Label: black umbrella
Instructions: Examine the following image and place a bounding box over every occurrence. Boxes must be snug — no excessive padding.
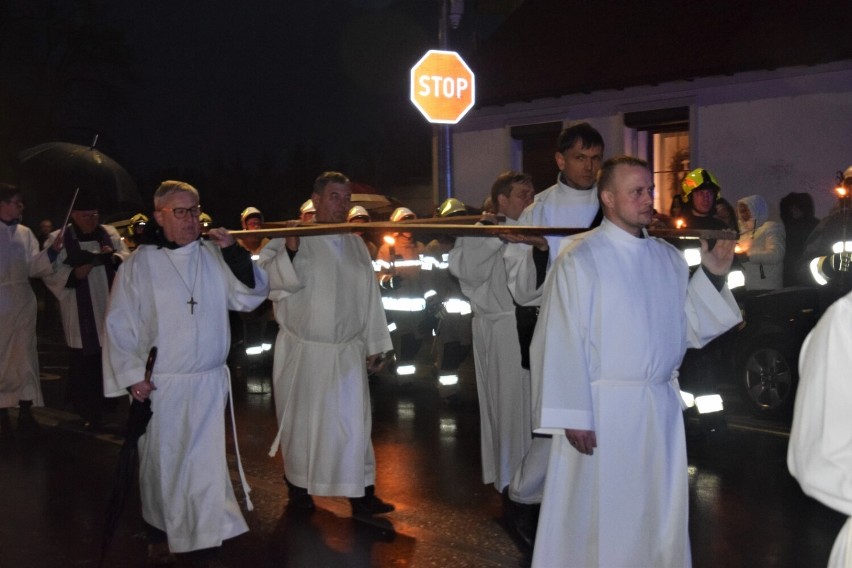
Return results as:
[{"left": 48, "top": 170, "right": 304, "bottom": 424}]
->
[
  {"left": 18, "top": 139, "right": 142, "bottom": 223},
  {"left": 98, "top": 346, "right": 158, "bottom": 567}
]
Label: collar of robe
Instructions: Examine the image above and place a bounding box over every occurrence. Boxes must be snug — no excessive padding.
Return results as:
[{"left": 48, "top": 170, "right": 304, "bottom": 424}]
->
[
  {"left": 601, "top": 217, "right": 649, "bottom": 243},
  {"left": 559, "top": 173, "right": 595, "bottom": 192},
  {"left": 155, "top": 236, "right": 201, "bottom": 250},
  {"left": 0, "top": 217, "right": 19, "bottom": 226}
]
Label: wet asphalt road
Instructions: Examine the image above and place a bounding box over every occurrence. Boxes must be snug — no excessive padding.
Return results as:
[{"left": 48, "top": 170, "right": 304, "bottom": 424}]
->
[{"left": 0, "top": 320, "right": 846, "bottom": 567}]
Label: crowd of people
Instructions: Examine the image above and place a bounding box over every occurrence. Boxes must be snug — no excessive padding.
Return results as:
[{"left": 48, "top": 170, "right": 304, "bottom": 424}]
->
[{"left": 3, "top": 122, "right": 852, "bottom": 566}]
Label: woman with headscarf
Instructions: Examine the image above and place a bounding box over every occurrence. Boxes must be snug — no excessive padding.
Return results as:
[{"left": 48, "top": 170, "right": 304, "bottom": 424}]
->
[{"left": 736, "top": 194, "right": 786, "bottom": 290}]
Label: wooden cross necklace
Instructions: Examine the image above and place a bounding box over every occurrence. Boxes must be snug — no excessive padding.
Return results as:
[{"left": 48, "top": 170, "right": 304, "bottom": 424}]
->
[{"left": 163, "top": 244, "right": 201, "bottom": 315}]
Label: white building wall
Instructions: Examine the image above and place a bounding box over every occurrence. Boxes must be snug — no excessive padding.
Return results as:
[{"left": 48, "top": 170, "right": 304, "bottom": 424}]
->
[
  {"left": 452, "top": 128, "right": 513, "bottom": 208},
  {"left": 697, "top": 94, "right": 852, "bottom": 218},
  {"left": 453, "top": 61, "right": 852, "bottom": 218}
]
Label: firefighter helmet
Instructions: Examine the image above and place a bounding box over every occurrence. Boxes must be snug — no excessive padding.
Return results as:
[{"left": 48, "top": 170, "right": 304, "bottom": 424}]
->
[
  {"left": 347, "top": 205, "right": 370, "bottom": 222},
  {"left": 128, "top": 213, "right": 148, "bottom": 237},
  {"left": 240, "top": 206, "right": 263, "bottom": 226},
  {"left": 436, "top": 197, "right": 467, "bottom": 217},
  {"left": 390, "top": 207, "right": 416, "bottom": 223},
  {"left": 682, "top": 168, "right": 721, "bottom": 202}
]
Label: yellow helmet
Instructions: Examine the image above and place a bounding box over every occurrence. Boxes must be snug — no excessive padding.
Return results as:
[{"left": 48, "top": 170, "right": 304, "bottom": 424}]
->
[
  {"left": 128, "top": 213, "right": 148, "bottom": 237},
  {"left": 682, "top": 168, "right": 721, "bottom": 202},
  {"left": 199, "top": 212, "right": 213, "bottom": 227},
  {"left": 390, "top": 207, "right": 416, "bottom": 223},
  {"left": 436, "top": 197, "right": 467, "bottom": 217},
  {"left": 300, "top": 199, "right": 316, "bottom": 215}
]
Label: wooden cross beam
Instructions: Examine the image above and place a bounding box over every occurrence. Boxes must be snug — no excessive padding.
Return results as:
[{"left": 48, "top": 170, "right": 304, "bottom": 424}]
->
[{"left": 229, "top": 221, "right": 737, "bottom": 241}]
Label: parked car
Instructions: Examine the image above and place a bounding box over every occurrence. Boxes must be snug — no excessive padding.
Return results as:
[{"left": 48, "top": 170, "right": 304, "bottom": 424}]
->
[
  {"left": 725, "top": 286, "right": 822, "bottom": 419},
  {"left": 724, "top": 184, "right": 852, "bottom": 419},
  {"left": 673, "top": 188, "right": 852, "bottom": 424}
]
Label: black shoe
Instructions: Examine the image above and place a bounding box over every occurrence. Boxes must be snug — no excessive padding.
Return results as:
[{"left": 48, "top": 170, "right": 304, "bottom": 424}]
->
[
  {"left": 179, "top": 546, "right": 225, "bottom": 567},
  {"left": 0, "top": 409, "right": 12, "bottom": 432},
  {"left": 146, "top": 541, "right": 176, "bottom": 565},
  {"left": 284, "top": 478, "right": 315, "bottom": 511},
  {"left": 350, "top": 486, "right": 395, "bottom": 516},
  {"left": 501, "top": 487, "right": 513, "bottom": 518},
  {"left": 512, "top": 501, "right": 540, "bottom": 549}
]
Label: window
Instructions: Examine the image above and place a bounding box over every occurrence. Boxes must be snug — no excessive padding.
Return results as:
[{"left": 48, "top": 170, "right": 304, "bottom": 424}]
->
[
  {"left": 624, "top": 108, "right": 690, "bottom": 217},
  {"left": 510, "top": 122, "right": 563, "bottom": 194}
]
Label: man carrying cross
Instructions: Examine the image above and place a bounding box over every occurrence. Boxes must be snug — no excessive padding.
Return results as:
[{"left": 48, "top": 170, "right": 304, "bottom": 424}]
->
[{"left": 102, "top": 180, "right": 269, "bottom": 564}]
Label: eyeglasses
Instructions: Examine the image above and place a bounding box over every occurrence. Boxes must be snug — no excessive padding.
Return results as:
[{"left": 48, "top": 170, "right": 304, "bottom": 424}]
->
[{"left": 160, "top": 205, "right": 202, "bottom": 219}]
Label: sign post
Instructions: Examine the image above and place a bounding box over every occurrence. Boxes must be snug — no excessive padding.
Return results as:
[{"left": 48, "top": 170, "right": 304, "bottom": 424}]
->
[{"left": 410, "top": 49, "right": 475, "bottom": 203}]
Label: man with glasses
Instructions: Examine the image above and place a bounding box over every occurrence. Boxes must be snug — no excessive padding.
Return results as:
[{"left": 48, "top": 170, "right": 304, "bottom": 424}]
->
[
  {"left": 102, "top": 180, "right": 269, "bottom": 564},
  {"left": 43, "top": 193, "right": 130, "bottom": 431}
]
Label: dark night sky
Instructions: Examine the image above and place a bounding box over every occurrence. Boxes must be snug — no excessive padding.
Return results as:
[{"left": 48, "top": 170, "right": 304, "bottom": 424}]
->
[
  {"left": 1, "top": 0, "right": 509, "bottom": 222},
  {"left": 106, "top": 1, "right": 456, "bottom": 185}
]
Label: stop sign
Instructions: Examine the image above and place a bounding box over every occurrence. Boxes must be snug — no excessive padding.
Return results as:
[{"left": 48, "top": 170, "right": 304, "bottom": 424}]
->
[{"left": 410, "top": 50, "right": 475, "bottom": 125}]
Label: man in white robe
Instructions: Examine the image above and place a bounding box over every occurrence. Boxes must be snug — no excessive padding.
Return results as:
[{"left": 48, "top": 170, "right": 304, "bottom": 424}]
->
[
  {"left": 449, "top": 172, "right": 549, "bottom": 546},
  {"left": 259, "top": 171, "right": 394, "bottom": 516},
  {"left": 501, "top": 124, "right": 606, "bottom": 546},
  {"left": 531, "top": 157, "right": 741, "bottom": 567},
  {"left": 788, "top": 288, "right": 852, "bottom": 567},
  {"left": 43, "top": 195, "right": 130, "bottom": 429},
  {"left": 503, "top": 122, "right": 605, "bottom": 307},
  {"left": 0, "top": 184, "right": 57, "bottom": 435},
  {"left": 103, "top": 181, "right": 268, "bottom": 562}
]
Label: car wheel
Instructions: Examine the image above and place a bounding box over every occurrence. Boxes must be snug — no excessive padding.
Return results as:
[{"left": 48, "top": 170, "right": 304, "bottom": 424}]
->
[{"left": 737, "top": 335, "right": 798, "bottom": 419}]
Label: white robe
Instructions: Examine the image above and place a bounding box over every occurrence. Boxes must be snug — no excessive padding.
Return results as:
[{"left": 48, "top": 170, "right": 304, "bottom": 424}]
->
[
  {"left": 103, "top": 241, "right": 268, "bottom": 553},
  {"left": 503, "top": 176, "right": 600, "bottom": 307},
  {"left": 259, "top": 235, "right": 392, "bottom": 497},
  {"left": 531, "top": 219, "right": 741, "bottom": 568},
  {"left": 43, "top": 225, "right": 130, "bottom": 348},
  {"left": 788, "top": 290, "right": 852, "bottom": 567},
  {"left": 449, "top": 229, "right": 531, "bottom": 491},
  {"left": 0, "top": 223, "right": 53, "bottom": 407}
]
